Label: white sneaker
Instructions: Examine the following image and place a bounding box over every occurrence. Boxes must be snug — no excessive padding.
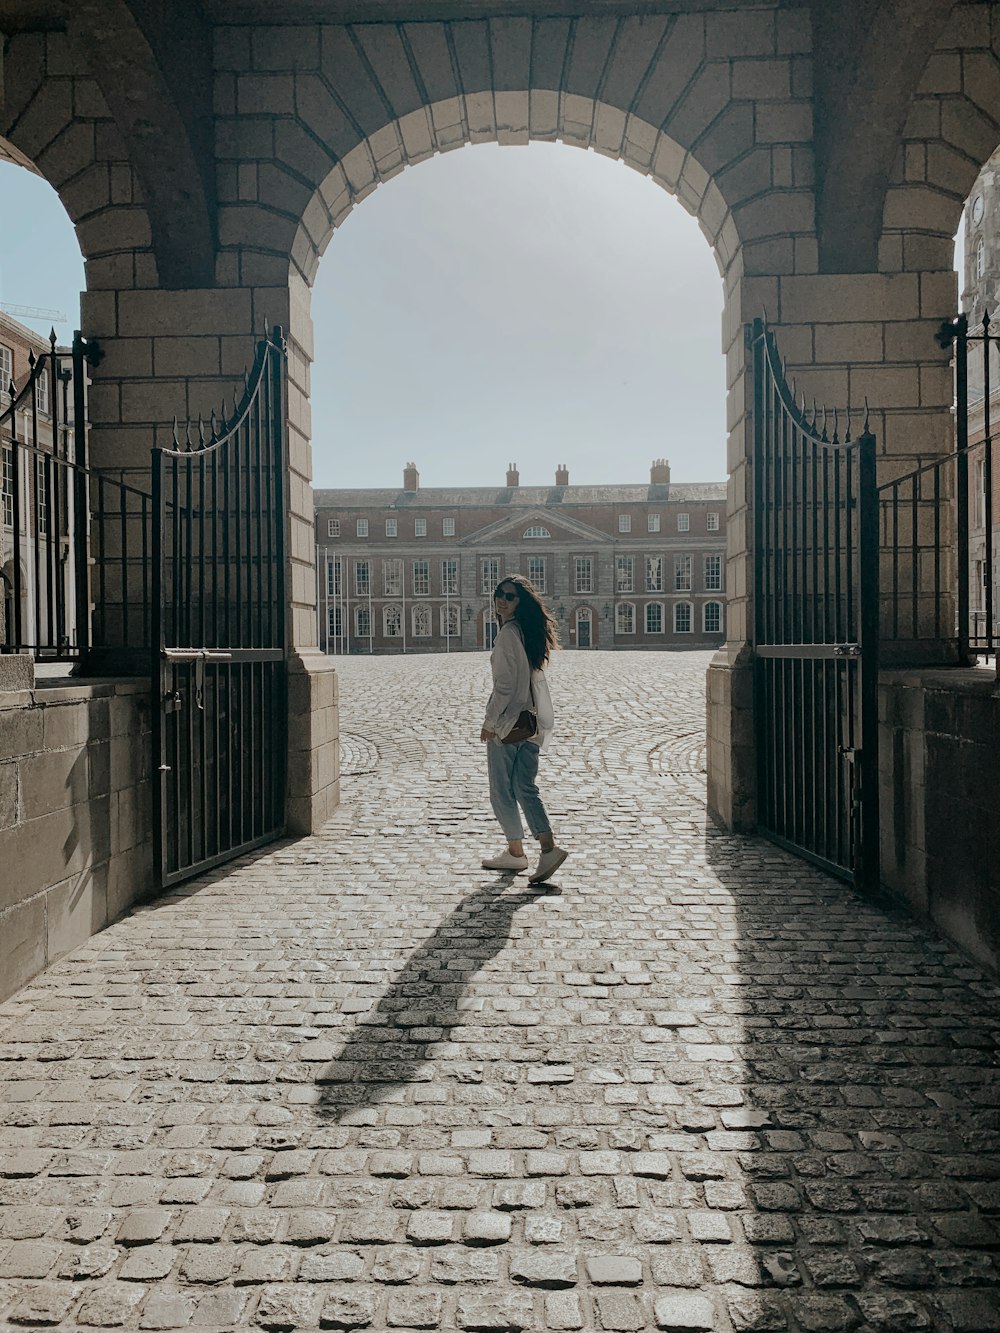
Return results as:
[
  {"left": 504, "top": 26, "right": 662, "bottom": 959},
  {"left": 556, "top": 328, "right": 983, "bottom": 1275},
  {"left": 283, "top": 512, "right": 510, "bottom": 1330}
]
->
[
  {"left": 481, "top": 851, "right": 529, "bottom": 872},
  {"left": 529, "top": 846, "right": 569, "bottom": 884}
]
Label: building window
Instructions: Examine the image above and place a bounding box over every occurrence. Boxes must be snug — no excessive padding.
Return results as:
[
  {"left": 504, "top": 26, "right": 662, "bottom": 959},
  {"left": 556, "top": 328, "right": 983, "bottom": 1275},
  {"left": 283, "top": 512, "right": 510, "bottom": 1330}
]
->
[
  {"left": 674, "top": 601, "right": 693, "bottom": 633},
  {"left": 355, "top": 560, "right": 370, "bottom": 596},
  {"left": 384, "top": 558, "right": 402, "bottom": 596},
  {"left": 386, "top": 517, "right": 397, "bottom": 537},
  {"left": 646, "top": 602, "right": 663, "bottom": 634},
  {"left": 704, "top": 554, "right": 722, "bottom": 591},
  {"left": 618, "top": 514, "right": 631, "bottom": 533},
  {"left": 977, "top": 237, "right": 986, "bottom": 278},
  {"left": 677, "top": 512, "right": 690, "bottom": 532},
  {"left": 35, "top": 369, "right": 48, "bottom": 416},
  {"left": 646, "top": 556, "right": 663, "bottom": 592},
  {"left": 481, "top": 557, "right": 501, "bottom": 594},
  {"left": 648, "top": 513, "right": 660, "bottom": 532},
  {"left": 356, "top": 518, "right": 368, "bottom": 537},
  {"left": 443, "top": 517, "right": 455, "bottom": 537},
  {"left": 2, "top": 445, "right": 12, "bottom": 527},
  {"left": 616, "top": 556, "right": 634, "bottom": 593},
  {"left": 414, "top": 517, "right": 427, "bottom": 537},
  {"left": 36, "top": 457, "right": 48, "bottom": 536},
  {"left": 523, "top": 526, "right": 550, "bottom": 538},
  {"left": 412, "top": 559, "right": 430, "bottom": 595},
  {"left": 704, "top": 601, "right": 723, "bottom": 634},
  {"left": 616, "top": 602, "right": 634, "bottom": 634},
  {"left": 327, "top": 559, "right": 342, "bottom": 596},
  {"left": 412, "top": 605, "right": 431, "bottom": 637},
  {"left": 527, "top": 555, "right": 546, "bottom": 592},
  {"left": 442, "top": 603, "right": 460, "bottom": 638},
  {"left": 707, "top": 511, "right": 720, "bottom": 532},
  {"left": 356, "top": 605, "right": 371, "bottom": 638},
  {"left": 0, "top": 345, "right": 11, "bottom": 387},
  {"left": 441, "top": 559, "right": 458, "bottom": 595},
  {"left": 384, "top": 605, "right": 402, "bottom": 637},
  {"left": 574, "top": 557, "right": 593, "bottom": 593},
  {"left": 327, "top": 605, "right": 343, "bottom": 641},
  {"left": 674, "top": 555, "right": 692, "bottom": 592},
  {"left": 974, "top": 458, "right": 985, "bottom": 529},
  {"left": 327, "top": 518, "right": 340, "bottom": 537}
]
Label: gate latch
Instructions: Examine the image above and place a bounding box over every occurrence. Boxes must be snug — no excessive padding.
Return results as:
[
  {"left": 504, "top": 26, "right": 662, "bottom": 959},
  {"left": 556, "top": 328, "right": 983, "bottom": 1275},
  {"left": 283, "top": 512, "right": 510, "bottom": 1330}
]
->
[
  {"left": 163, "top": 690, "right": 182, "bottom": 714},
  {"left": 162, "top": 648, "right": 234, "bottom": 711},
  {"left": 833, "top": 643, "right": 861, "bottom": 658}
]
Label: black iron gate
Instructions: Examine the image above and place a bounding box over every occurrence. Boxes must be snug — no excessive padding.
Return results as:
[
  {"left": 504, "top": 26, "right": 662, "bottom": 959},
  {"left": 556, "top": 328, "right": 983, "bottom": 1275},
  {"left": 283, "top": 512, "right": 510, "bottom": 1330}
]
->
[
  {"left": 751, "top": 319, "right": 880, "bottom": 892},
  {"left": 152, "top": 328, "right": 288, "bottom": 888}
]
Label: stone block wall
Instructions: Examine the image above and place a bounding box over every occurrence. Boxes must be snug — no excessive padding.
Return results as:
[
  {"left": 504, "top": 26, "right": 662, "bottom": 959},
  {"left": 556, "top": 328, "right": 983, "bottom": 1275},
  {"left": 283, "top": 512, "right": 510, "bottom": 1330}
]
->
[
  {"left": 0, "top": 680, "right": 154, "bottom": 1002},
  {"left": 879, "top": 670, "right": 1000, "bottom": 976}
]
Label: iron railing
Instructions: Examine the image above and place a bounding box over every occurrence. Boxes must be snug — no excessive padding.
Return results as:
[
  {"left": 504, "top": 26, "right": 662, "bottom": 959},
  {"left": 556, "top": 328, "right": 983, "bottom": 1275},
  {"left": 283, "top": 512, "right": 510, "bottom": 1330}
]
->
[{"left": 1, "top": 329, "right": 150, "bottom": 665}]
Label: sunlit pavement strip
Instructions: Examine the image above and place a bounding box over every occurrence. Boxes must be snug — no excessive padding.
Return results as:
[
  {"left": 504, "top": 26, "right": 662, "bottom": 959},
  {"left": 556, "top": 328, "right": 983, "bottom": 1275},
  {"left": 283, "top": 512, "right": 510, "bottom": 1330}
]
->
[{"left": 1, "top": 650, "right": 998, "bottom": 1332}]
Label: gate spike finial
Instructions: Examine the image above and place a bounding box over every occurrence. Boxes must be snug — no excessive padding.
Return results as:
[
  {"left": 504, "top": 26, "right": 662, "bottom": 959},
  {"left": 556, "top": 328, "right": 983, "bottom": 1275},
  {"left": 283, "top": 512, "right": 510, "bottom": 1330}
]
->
[
  {"left": 49, "top": 327, "right": 57, "bottom": 349},
  {"left": 27, "top": 349, "right": 36, "bottom": 370},
  {"left": 210, "top": 410, "right": 218, "bottom": 443},
  {"left": 171, "top": 415, "right": 180, "bottom": 448},
  {"left": 983, "top": 308, "right": 991, "bottom": 336},
  {"left": 831, "top": 406, "right": 840, "bottom": 445},
  {"left": 863, "top": 397, "right": 871, "bottom": 433},
  {"left": 844, "top": 409, "right": 852, "bottom": 444},
  {"left": 197, "top": 415, "right": 206, "bottom": 447},
  {"left": 184, "top": 419, "right": 193, "bottom": 449},
  {"left": 820, "top": 404, "right": 829, "bottom": 442}
]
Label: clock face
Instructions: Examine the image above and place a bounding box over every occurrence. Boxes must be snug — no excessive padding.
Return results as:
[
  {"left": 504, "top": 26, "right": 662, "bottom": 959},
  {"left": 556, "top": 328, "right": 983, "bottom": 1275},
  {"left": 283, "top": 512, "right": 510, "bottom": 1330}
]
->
[{"left": 972, "top": 195, "right": 984, "bottom": 224}]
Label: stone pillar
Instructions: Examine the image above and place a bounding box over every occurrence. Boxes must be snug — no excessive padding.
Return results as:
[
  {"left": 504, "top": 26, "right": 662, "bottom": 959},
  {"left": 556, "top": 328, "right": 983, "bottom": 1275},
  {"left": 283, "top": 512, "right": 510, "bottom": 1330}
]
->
[
  {"left": 80, "top": 278, "right": 339, "bottom": 837},
  {"left": 706, "top": 264, "right": 957, "bottom": 833}
]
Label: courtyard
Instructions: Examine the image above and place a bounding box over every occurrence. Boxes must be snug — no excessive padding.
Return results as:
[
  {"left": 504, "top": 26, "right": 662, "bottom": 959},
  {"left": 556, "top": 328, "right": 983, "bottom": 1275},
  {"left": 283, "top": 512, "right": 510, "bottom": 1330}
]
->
[{"left": 0, "top": 650, "right": 997, "bottom": 1332}]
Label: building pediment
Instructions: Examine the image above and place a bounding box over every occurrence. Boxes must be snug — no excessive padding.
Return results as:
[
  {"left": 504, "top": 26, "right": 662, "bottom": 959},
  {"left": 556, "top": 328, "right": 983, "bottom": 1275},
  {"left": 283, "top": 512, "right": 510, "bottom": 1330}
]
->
[{"left": 460, "top": 509, "right": 613, "bottom": 547}]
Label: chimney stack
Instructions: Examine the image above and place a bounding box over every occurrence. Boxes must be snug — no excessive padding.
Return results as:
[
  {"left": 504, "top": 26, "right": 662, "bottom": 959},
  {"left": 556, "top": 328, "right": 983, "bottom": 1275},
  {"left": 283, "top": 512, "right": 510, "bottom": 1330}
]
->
[
  {"left": 506, "top": 463, "right": 520, "bottom": 488},
  {"left": 403, "top": 461, "right": 419, "bottom": 492},
  {"left": 555, "top": 464, "right": 569, "bottom": 486},
  {"left": 650, "top": 458, "right": 671, "bottom": 485}
]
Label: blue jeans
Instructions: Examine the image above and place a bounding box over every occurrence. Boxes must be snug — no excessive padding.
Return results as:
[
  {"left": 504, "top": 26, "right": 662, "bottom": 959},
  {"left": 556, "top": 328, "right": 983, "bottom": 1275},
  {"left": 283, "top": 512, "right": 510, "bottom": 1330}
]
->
[{"left": 487, "top": 740, "right": 550, "bottom": 843}]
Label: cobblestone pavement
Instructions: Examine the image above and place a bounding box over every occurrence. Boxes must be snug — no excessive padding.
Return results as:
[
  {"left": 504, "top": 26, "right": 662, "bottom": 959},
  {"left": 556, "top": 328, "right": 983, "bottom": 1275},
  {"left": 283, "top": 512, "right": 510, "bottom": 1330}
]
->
[{"left": 1, "top": 651, "right": 999, "bottom": 1333}]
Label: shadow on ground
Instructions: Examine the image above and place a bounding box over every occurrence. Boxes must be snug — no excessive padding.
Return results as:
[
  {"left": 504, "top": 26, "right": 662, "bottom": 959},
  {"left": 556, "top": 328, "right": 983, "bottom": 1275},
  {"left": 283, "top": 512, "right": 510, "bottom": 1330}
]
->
[{"left": 316, "top": 882, "right": 556, "bottom": 1121}]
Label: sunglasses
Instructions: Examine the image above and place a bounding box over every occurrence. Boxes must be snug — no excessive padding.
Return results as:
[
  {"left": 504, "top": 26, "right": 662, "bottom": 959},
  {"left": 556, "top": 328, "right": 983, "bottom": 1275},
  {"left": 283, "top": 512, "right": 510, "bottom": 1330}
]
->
[{"left": 494, "top": 588, "right": 518, "bottom": 602}]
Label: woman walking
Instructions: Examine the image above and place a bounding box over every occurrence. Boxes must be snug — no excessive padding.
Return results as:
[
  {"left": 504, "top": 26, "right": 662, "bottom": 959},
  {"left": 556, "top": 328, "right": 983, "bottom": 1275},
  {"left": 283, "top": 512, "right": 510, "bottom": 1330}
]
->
[{"left": 480, "top": 575, "right": 568, "bottom": 885}]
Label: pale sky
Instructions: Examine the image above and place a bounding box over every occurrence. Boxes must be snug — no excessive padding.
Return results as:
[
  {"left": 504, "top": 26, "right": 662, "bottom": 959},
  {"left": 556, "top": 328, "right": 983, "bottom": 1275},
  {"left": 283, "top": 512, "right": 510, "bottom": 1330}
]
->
[{"left": 0, "top": 145, "right": 963, "bottom": 492}]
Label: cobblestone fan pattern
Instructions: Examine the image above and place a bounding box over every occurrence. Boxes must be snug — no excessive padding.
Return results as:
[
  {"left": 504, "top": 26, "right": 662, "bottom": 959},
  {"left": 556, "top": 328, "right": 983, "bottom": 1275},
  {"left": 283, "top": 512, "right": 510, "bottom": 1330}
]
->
[{"left": 1, "top": 651, "right": 998, "bottom": 1333}]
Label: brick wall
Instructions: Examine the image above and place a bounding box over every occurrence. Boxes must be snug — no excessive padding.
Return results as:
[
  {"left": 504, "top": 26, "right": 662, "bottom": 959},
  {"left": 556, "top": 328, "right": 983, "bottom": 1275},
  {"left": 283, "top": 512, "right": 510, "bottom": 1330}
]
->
[{"left": 0, "top": 680, "right": 154, "bottom": 1002}]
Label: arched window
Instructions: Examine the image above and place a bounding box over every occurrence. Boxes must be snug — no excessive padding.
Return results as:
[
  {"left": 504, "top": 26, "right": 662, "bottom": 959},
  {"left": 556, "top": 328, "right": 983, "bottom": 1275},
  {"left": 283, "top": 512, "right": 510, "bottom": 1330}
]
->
[
  {"left": 412, "top": 605, "right": 431, "bottom": 637},
  {"left": 646, "top": 602, "right": 664, "bottom": 634},
  {"left": 441, "top": 604, "right": 460, "bottom": 639},
  {"left": 383, "top": 605, "right": 401, "bottom": 637},
  {"left": 355, "top": 605, "right": 371, "bottom": 639},
  {"left": 673, "top": 601, "right": 693, "bottom": 633},
  {"left": 616, "top": 602, "right": 634, "bottom": 634},
  {"left": 703, "top": 601, "right": 723, "bottom": 634},
  {"left": 523, "top": 526, "right": 551, "bottom": 538},
  {"left": 977, "top": 237, "right": 986, "bottom": 278}
]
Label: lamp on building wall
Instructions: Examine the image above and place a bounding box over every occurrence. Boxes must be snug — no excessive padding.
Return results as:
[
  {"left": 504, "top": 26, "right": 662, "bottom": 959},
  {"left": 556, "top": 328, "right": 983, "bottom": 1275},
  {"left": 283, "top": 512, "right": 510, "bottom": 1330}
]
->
[
  {"left": 464, "top": 604, "right": 474, "bottom": 621},
  {"left": 556, "top": 605, "right": 566, "bottom": 619},
  {"left": 602, "top": 602, "right": 612, "bottom": 619}
]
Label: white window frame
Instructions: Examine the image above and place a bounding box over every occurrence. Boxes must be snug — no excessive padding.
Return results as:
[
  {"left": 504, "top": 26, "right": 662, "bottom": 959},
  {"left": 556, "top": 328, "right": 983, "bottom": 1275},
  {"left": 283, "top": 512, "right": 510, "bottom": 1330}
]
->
[
  {"left": 616, "top": 602, "right": 634, "bottom": 635},
  {"left": 383, "top": 558, "right": 402, "bottom": 597},
  {"left": 574, "top": 557, "right": 593, "bottom": 594},
  {"left": 356, "top": 518, "right": 368, "bottom": 537},
  {"left": 327, "top": 518, "right": 340, "bottom": 538},
  {"left": 355, "top": 560, "right": 370, "bottom": 596},
  {"left": 618, "top": 514, "right": 631, "bottom": 533},
  {"left": 441, "top": 558, "right": 458, "bottom": 595},
  {"left": 412, "top": 604, "right": 431, "bottom": 637},
  {"left": 616, "top": 555, "right": 633, "bottom": 594},
  {"left": 36, "top": 456, "right": 48, "bottom": 536},
  {"left": 703, "top": 601, "right": 723, "bottom": 634},
  {"left": 356, "top": 605, "right": 372, "bottom": 638},
  {"left": 645, "top": 556, "right": 663, "bottom": 593},
  {"left": 527, "top": 555, "right": 546, "bottom": 592},
  {"left": 327, "top": 604, "right": 343, "bottom": 640},
  {"left": 704, "top": 554, "right": 723, "bottom": 592},
  {"left": 0, "top": 345, "right": 11, "bottom": 386},
  {"left": 674, "top": 554, "right": 693, "bottom": 592},
  {"left": 676, "top": 512, "right": 690, "bottom": 532},
  {"left": 443, "top": 517, "right": 456, "bottom": 537},
  {"left": 412, "top": 559, "right": 430, "bottom": 596},
  {"left": 523, "top": 526, "right": 551, "bottom": 538},
  {"left": 706, "top": 511, "right": 720, "bottom": 532},
  {"left": 385, "top": 517, "right": 397, "bottom": 537},
  {"left": 327, "top": 558, "right": 342, "bottom": 597},
  {"left": 441, "top": 603, "right": 460, "bottom": 638},
  {"left": 35, "top": 368, "right": 48, "bottom": 416},
  {"left": 648, "top": 513, "right": 660, "bottom": 533},
  {"left": 383, "top": 605, "right": 402, "bottom": 637},
  {"left": 2, "top": 444, "right": 12, "bottom": 528},
  {"left": 481, "top": 557, "right": 501, "bottom": 594},
  {"left": 673, "top": 601, "right": 693, "bottom": 634},
  {"left": 414, "top": 518, "right": 427, "bottom": 537},
  {"left": 646, "top": 602, "right": 664, "bottom": 634}
]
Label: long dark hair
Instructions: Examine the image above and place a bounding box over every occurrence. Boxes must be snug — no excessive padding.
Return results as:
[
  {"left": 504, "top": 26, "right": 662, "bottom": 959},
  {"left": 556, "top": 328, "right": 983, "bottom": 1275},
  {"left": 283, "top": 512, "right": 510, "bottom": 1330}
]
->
[{"left": 497, "top": 574, "right": 559, "bottom": 670}]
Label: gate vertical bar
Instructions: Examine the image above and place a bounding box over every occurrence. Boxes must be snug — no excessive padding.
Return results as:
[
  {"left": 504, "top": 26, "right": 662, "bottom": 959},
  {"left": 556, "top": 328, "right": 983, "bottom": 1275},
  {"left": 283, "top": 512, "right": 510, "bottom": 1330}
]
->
[
  {"left": 955, "top": 316, "right": 970, "bottom": 665},
  {"left": 857, "top": 428, "right": 880, "bottom": 894}
]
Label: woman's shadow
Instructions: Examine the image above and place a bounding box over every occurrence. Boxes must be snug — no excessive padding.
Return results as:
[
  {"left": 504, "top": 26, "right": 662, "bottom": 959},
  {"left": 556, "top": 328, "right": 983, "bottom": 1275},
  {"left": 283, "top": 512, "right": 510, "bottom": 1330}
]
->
[{"left": 315, "top": 882, "right": 553, "bottom": 1121}]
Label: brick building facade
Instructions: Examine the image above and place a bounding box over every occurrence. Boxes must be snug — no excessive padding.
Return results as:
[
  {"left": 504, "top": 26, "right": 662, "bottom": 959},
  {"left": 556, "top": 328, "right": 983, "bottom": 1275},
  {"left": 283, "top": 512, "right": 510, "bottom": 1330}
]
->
[{"left": 315, "top": 461, "right": 726, "bottom": 654}]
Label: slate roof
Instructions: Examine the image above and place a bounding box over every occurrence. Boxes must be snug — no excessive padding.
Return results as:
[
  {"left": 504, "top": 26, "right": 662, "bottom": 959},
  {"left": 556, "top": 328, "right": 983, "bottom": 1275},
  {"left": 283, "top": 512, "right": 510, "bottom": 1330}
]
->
[{"left": 314, "top": 482, "right": 726, "bottom": 509}]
